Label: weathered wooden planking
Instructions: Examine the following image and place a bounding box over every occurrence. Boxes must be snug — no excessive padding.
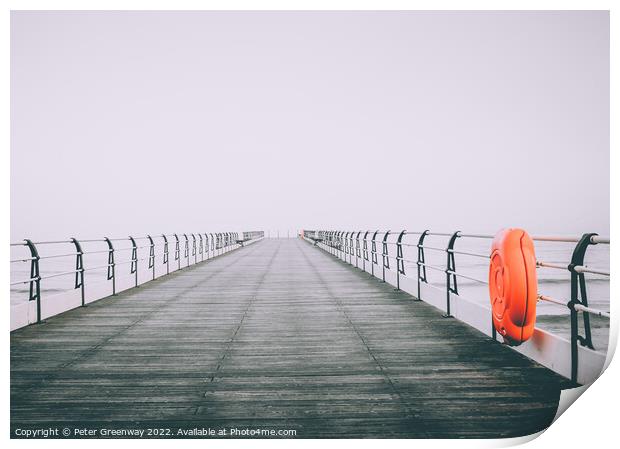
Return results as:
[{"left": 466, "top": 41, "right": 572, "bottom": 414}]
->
[{"left": 11, "top": 239, "right": 571, "bottom": 438}]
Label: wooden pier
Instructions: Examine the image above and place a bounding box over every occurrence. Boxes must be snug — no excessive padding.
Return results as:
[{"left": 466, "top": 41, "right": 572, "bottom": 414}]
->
[{"left": 11, "top": 239, "right": 570, "bottom": 438}]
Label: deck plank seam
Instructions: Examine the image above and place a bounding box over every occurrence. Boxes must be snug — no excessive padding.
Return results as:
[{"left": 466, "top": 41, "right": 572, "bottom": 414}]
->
[
  {"left": 298, "top": 240, "right": 423, "bottom": 425},
  {"left": 203, "top": 242, "right": 281, "bottom": 384},
  {"left": 192, "top": 242, "right": 282, "bottom": 414}
]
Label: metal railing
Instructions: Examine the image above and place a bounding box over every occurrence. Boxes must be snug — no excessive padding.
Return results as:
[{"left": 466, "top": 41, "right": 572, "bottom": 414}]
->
[
  {"left": 302, "top": 229, "right": 610, "bottom": 384},
  {"left": 242, "top": 231, "right": 265, "bottom": 243},
  {"left": 10, "top": 231, "right": 265, "bottom": 326}
]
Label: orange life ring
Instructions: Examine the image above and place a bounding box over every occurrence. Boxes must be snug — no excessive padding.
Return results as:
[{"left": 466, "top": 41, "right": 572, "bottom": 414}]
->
[{"left": 488, "top": 228, "right": 537, "bottom": 346}]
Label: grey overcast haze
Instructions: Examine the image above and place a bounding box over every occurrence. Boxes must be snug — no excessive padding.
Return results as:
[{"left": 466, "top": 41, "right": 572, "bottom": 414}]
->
[{"left": 11, "top": 11, "right": 609, "bottom": 241}]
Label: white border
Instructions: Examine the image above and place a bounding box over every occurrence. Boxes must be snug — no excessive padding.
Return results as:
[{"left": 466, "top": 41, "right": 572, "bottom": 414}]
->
[{"left": 3, "top": 2, "right": 616, "bottom": 448}]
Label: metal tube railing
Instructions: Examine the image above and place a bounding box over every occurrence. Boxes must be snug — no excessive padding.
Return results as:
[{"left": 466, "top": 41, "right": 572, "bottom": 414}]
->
[{"left": 10, "top": 231, "right": 265, "bottom": 327}]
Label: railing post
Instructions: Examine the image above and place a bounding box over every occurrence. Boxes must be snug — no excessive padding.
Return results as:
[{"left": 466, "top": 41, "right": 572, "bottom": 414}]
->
[
  {"left": 129, "top": 236, "right": 138, "bottom": 287},
  {"left": 349, "top": 231, "right": 355, "bottom": 265},
  {"left": 355, "top": 231, "right": 362, "bottom": 268},
  {"left": 162, "top": 234, "right": 170, "bottom": 275},
  {"left": 334, "top": 232, "right": 338, "bottom": 257},
  {"left": 199, "top": 234, "right": 204, "bottom": 261},
  {"left": 382, "top": 231, "right": 391, "bottom": 282},
  {"left": 344, "top": 232, "right": 353, "bottom": 263},
  {"left": 205, "top": 233, "right": 210, "bottom": 259},
  {"left": 210, "top": 233, "right": 215, "bottom": 256},
  {"left": 333, "top": 231, "right": 340, "bottom": 257},
  {"left": 147, "top": 235, "right": 155, "bottom": 280},
  {"left": 567, "top": 233, "right": 599, "bottom": 383},
  {"left": 70, "top": 238, "right": 86, "bottom": 307},
  {"left": 444, "top": 231, "right": 460, "bottom": 318},
  {"left": 174, "top": 233, "right": 181, "bottom": 270},
  {"left": 416, "top": 231, "right": 429, "bottom": 301},
  {"left": 191, "top": 234, "right": 197, "bottom": 265},
  {"left": 336, "top": 232, "right": 341, "bottom": 257},
  {"left": 183, "top": 234, "right": 190, "bottom": 267},
  {"left": 24, "top": 239, "right": 42, "bottom": 324},
  {"left": 346, "top": 232, "right": 352, "bottom": 262},
  {"left": 348, "top": 232, "right": 352, "bottom": 263},
  {"left": 104, "top": 237, "right": 116, "bottom": 295},
  {"left": 395, "top": 230, "right": 406, "bottom": 291},
  {"left": 362, "top": 231, "right": 369, "bottom": 272},
  {"left": 346, "top": 232, "right": 352, "bottom": 264},
  {"left": 371, "top": 230, "right": 379, "bottom": 277}
]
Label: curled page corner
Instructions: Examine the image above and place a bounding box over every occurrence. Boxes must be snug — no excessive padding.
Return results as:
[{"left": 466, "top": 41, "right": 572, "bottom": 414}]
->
[
  {"left": 501, "top": 429, "right": 547, "bottom": 447},
  {"left": 550, "top": 318, "right": 616, "bottom": 427},
  {"left": 553, "top": 384, "right": 591, "bottom": 423},
  {"left": 501, "top": 383, "right": 596, "bottom": 447}
]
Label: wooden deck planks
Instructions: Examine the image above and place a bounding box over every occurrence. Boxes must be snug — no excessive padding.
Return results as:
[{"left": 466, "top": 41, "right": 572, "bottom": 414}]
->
[{"left": 11, "top": 239, "right": 570, "bottom": 438}]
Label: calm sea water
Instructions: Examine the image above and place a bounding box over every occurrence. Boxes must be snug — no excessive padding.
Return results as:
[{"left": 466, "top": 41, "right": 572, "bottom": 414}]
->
[{"left": 10, "top": 234, "right": 610, "bottom": 347}]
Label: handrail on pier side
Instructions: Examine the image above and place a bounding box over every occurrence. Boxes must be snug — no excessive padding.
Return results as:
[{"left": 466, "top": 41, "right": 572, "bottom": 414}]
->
[
  {"left": 10, "top": 231, "right": 265, "bottom": 328},
  {"left": 302, "top": 229, "right": 610, "bottom": 385}
]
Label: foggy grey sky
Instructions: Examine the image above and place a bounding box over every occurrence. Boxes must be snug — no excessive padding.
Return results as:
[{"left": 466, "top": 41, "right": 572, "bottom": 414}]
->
[{"left": 11, "top": 11, "right": 609, "bottom": 241}]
